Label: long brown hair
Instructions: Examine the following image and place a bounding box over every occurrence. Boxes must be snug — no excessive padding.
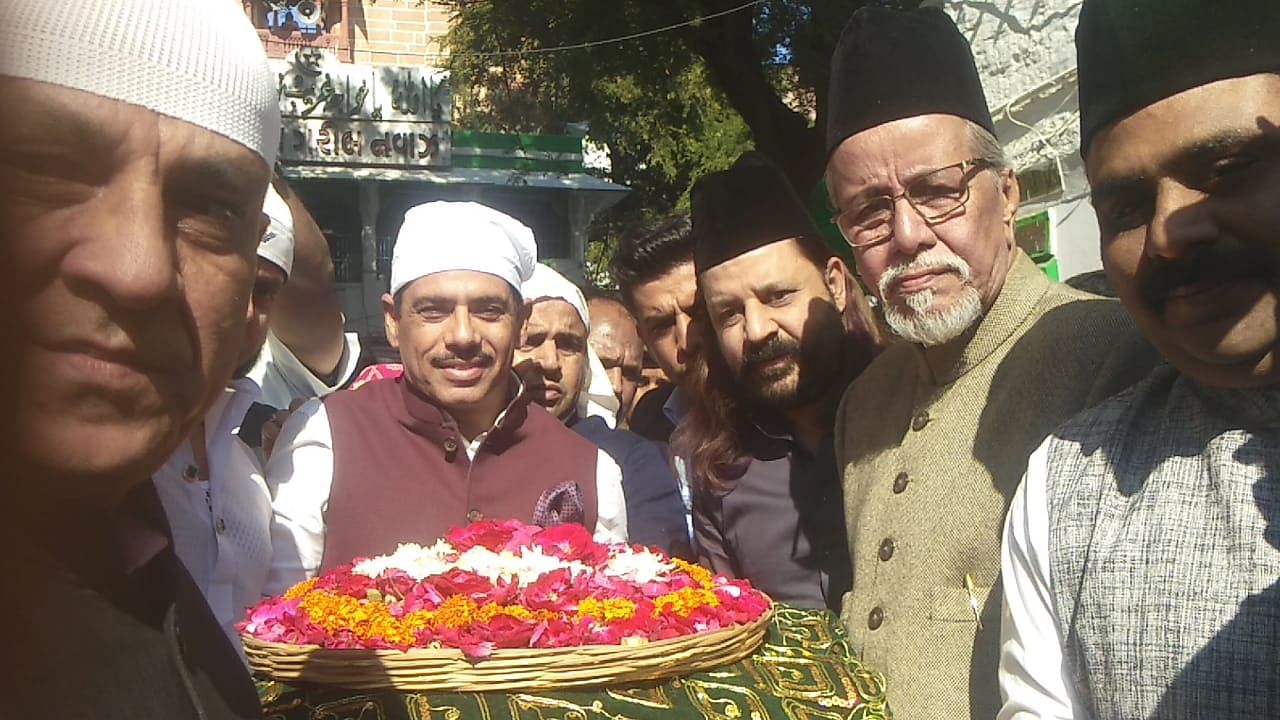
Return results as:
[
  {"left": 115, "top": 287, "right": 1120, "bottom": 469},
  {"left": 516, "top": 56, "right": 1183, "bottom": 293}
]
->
[{"left": 670, "top": 295, "right": 754, "bottom": 493}]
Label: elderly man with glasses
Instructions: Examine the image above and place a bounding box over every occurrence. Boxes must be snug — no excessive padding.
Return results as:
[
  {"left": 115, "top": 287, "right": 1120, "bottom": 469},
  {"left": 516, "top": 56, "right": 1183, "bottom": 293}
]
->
[{"left": 821, "top": 7, "right": 1158, "bottom": 719}]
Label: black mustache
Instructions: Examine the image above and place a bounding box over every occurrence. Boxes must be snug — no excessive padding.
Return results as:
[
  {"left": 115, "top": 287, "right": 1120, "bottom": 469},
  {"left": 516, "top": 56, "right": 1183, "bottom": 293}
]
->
[
  {"left": 1140, "top": 243, "right": 1275, "bottom": 311},
  {"left": 743, "top": 337, "right": 800, "bottom": 373},
  {"left": 431, "top": 354, "right": 495, "bottom": 369}
]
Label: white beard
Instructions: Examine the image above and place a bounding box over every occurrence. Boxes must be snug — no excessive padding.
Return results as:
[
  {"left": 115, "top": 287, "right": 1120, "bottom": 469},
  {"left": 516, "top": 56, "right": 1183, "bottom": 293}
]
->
[{"left": 879, "top": 252, "right": 985, "bottom": 347}]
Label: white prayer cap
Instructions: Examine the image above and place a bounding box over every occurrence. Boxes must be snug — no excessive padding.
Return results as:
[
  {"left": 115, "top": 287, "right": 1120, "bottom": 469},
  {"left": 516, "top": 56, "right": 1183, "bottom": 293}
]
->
[
  {"left": 390, "top": 201, "right": 538, "bottom": 297},
  {"left": 258, "top": 186, "right": 295, "bottom": 279},
  {"left": 0, "top": 0, "right": 281, "bottom": 167},
  {"left": 522, "top": 263, "right": 621, "bottom": 426}
]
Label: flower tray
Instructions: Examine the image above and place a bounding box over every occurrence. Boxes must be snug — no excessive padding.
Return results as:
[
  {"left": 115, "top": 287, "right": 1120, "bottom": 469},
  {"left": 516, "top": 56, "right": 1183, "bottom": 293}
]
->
[{"left": 243, "top": 605, "right": 771, "bottom": 691}]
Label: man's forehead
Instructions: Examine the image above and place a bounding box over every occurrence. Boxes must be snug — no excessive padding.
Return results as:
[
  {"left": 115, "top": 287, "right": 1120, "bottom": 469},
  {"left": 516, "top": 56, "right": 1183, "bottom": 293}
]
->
[
  {"left": 528, "top": 297, "right": 585, "bottom": 330},
  {"left": 633, "top": 264, "right": 696, "bottom": 309},
  {"left": 405, "top": 270, "right": 515, "bottom": 300},
  {"left": 2, "top": 78, "right": 268, "bottom": 188},
  {"left": 701, "top": 238, "right": 816, "bottom": 295},
  {"left": 829, "top": 114, "right": 973, "bottom": 188},
  {"left": 1086, "top": 75, "right": 1280, "bottom": 184}
]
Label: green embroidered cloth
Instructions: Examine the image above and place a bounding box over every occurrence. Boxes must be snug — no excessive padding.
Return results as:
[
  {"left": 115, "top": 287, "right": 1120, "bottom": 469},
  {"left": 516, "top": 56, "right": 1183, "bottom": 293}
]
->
[{"left": 257, "top": 606, "right": 890, "bottom": 719}]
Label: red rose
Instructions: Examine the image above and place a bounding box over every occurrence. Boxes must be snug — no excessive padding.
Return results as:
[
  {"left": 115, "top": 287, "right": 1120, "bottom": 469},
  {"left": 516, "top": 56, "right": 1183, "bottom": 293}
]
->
[
  {"left": 446, "top": 519, "right": 538, "bottom": 552},
  {"left": 530, "top": 523, "right": 608, "bottom": 564}
]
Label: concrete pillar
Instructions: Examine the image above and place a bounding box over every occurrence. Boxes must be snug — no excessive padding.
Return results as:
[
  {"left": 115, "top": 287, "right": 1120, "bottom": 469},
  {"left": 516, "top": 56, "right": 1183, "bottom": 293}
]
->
[{"left": 358, "top": 180, "right": 381, "bottom": 335}]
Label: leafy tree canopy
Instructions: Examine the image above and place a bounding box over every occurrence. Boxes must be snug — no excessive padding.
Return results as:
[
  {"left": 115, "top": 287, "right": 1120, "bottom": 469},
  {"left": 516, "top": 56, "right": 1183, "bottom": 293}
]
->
[{"left": 441, "top": 0, "right": 921, "bottom": 281}]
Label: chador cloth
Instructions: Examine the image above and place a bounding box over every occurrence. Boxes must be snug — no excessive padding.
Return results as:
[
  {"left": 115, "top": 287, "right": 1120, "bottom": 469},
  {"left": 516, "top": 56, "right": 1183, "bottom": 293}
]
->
[
  {"left": 1001, "top": 367, "right": 1280, "bottom": 718},
  {"left": 264, "top": 377, "right": 628, "bottom": 591},
  {"left": 835, "top": 252, "right": 1157, "bottom": 719}
]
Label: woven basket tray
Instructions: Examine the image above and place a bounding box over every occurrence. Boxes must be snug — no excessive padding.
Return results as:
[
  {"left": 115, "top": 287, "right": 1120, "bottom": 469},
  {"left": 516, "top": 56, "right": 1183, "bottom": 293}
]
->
[{"left": 243, "top": 605, "right": 772, "bottom": 692}]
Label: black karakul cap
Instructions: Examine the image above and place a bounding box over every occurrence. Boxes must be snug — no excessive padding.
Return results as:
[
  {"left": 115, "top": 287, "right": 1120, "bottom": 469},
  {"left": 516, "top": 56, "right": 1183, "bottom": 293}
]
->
[
  {"left": 691, "top": 151, "right": 824, "bottom": 275},
  {"left": 1077, "top": 0, "right": 1280, "bottom": 157},
  {"left": 825, "top": 6, "right": 995, "bottom": 159}
]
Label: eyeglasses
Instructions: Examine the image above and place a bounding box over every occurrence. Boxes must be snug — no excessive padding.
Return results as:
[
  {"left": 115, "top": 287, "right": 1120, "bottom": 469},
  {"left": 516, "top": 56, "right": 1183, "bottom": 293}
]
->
[{"left": 834, "top": 158, "right": 995, "bottom": 249}]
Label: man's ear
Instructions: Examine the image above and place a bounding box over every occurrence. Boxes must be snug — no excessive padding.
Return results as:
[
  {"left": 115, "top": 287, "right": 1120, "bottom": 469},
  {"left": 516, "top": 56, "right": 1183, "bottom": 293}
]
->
[
  {"left": 382, "top": 292, "right": 400, "bottom": 349},
  {"left": 824, "top": 256, "right": 850, "bottom": 314},
  {"left": 1000, "top": 169, "right": 1021, "bottom": 235}
]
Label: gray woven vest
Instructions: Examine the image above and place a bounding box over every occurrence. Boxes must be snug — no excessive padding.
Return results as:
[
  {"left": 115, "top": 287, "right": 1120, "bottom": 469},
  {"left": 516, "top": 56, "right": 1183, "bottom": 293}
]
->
[{"left": 1045, "top": 367, "right": 1280, "bottom": 719}]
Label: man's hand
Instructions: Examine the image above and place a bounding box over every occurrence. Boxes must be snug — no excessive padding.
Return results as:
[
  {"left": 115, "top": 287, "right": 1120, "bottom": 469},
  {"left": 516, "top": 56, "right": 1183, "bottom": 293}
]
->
[{"left": 261, "top": 398, "right": 306, "bottom": 459}]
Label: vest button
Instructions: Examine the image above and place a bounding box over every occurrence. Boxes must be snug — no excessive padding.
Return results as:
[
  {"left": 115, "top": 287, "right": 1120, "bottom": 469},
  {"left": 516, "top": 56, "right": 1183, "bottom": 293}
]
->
[
  {"left": 868, "top": 606, "right": 884, "bottom": 630},
  {"left": 443, "top": 437, "right": 459, "bottom": 462},
  {"left": 878, "top": 538, "right": 895, "bottom": 562},
  {"left": 911, "top": 411, "right": 930, "bottom": 431},
  {"left": 466, "top": 509, "right": 483, "bottom": 523},
  {"left": 893, "top": 472, "right": 909, "bottom": 494},
  {"left": 215, "top": 518, "right": 227, "bottom": 535}
]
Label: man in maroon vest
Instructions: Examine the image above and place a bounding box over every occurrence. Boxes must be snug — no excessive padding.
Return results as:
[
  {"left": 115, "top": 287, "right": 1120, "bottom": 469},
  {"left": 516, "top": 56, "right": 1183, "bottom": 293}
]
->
[{"left": 265, "top": 201, "right": 626, "bottom": 590}]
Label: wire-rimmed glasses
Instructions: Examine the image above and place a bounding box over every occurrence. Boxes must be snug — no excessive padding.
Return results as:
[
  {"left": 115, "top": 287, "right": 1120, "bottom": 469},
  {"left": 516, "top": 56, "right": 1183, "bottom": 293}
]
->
[{"left": 834, "top": 158, "right": 995, "bottom": 249}]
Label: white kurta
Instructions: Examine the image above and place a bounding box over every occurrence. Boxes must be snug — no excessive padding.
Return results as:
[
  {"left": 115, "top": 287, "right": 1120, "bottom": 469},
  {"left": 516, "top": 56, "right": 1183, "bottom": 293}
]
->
[
  {"left": 247, "top": 329, "right": 361, "bottom": 409},
  {"left": 153, "top": 379, "right": 272, "bottom": 650},
  {"left": 997, "top": 440, "right": 1083, "bottom": 719},
  {"left": 264, "top": 398, "right": 629, "bottom": 595}
]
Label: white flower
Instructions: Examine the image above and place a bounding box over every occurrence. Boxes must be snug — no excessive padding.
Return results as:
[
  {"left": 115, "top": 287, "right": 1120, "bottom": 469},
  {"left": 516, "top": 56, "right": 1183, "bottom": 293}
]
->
[
  {"left": 353, "top": 540, "right": 455, "bottom": 581},
  {"left": 603, "top": 548, "right": 675, "bottom": 584}
]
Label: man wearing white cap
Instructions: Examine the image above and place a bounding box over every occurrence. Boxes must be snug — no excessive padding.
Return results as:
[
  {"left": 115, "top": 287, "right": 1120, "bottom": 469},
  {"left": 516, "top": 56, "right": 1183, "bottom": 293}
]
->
[
  {"left": 150, "top": 181, "right": 302, "bottom": 654},
  {"left": 244, "top": 174, "right": 363, "bottom": 415},
  {"left": 0, "top": 0, "right": 279, "bottom": 717},
  {"left": 266, "top": 202, "right": 627, "bottom": 589},
  {"left": 516, "top": 264, "right": 690, "bottom": 556}
]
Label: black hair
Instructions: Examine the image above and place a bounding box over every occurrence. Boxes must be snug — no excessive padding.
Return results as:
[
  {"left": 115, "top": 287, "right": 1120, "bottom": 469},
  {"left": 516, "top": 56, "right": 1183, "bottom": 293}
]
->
[{"left": 610, "top": 214, "right": 695, "bottom": 310}]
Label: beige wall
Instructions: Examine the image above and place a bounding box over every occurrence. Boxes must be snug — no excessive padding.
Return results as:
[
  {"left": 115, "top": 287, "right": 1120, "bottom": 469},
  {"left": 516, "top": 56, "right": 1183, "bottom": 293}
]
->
[{"left": 349, "top": 0, "right": 449, "bottom": 65}]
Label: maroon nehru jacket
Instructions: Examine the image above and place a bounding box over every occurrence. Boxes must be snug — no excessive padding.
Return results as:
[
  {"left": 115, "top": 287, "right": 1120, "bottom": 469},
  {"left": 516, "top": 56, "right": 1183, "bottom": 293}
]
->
[{"left": 318, "top": 377, "right": 599, "bottom": 570}]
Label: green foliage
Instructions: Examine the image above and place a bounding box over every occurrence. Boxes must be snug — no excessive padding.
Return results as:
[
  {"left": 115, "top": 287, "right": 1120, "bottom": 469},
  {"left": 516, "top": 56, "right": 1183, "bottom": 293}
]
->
[{"left": 440, "top": 0, "right": 918, "bottom": 284}]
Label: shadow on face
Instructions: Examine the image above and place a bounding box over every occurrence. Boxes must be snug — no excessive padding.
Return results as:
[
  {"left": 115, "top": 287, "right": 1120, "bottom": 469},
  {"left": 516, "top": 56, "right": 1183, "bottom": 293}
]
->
[
  {"left": 0, "top": 78, "right": 267, "bottom": 506},
  {"left": 514, "top": 298, "right": 588, "bottom": 421},
  {"left": 629, "top": 261, "right": 698, "bottom": 387},
  {"left": 587, "top": 297, "right": 643, "bottom": 418},
  {"left": 700, "top": 238, "right": 851, "bottom": 413},
  {"left": 1086, "top": 74, "right": 1280, "bottom": 388}
]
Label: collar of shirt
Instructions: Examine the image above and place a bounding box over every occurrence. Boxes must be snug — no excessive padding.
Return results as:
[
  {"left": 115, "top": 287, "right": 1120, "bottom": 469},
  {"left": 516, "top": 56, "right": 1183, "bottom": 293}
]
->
[
  {"left": 917, "top": 250, "right": 1051, "bottom": 386},
  {"left": 394, "top": 373, "right": 530, "bottom": 457},
  {"left": 662, "top": 384, "right": 689, "bottom": 426},
  {"left": 1187, "top": 378, "right": 1280, "bottom": 433}
]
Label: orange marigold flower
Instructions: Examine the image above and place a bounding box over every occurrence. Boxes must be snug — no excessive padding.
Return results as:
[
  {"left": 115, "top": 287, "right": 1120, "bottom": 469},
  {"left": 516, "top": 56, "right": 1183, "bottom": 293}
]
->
[
  {"left": 432, "top": 595, "right": 478, "bottom": 630},
  {"left": 576, "top": 597, "right": 637, "bottom": 622},
  {"left": 651, "top": 587, "right": 719, "bottom": 618},
  {"left": 673, "top": 558, "right": 715, "bottom": 590},
  {"left": 283, "top": 578, "right": 318, "bottom": 600}
]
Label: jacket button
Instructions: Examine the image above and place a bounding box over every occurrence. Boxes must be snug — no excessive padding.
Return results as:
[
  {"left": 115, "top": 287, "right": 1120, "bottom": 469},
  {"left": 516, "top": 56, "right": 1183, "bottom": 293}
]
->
[
  {"left": 443, "top": 437, "right": 458, "bottom": 461},
  {"left": 466, "top": 509, "right": 483, "bottom": 523},
  {"left": 911, "top": 411, "right": 930, "bottom": 431},
  {"left": 893, "top": 472, "right": 909, "bottom": 494},
  {"left": 868, "top": 606, "right": 884, "bottom": 630},
  {"left": 878, "top": 538, "right": 895, "bottom": 562}
]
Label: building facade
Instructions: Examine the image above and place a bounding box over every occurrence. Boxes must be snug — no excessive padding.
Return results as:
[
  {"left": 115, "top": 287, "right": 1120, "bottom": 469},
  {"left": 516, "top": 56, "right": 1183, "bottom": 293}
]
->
[
  {"left": 244, "top": 0, "right": 627, "bottom": 334},
  {"left": 949, "top": 0, "right": 1101, "bottom": 283}
]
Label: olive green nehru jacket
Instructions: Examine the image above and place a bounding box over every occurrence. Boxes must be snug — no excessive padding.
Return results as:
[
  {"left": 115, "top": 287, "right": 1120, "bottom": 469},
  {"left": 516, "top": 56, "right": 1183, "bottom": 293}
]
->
[{"left": 835, "top": 250, "right": 1157, "bottom": 720}]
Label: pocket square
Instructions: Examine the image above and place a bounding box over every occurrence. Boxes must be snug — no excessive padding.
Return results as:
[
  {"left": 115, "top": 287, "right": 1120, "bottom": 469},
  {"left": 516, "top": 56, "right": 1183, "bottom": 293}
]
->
[{"left": 532, "top": 481, "right": 585, "bottom": 528}]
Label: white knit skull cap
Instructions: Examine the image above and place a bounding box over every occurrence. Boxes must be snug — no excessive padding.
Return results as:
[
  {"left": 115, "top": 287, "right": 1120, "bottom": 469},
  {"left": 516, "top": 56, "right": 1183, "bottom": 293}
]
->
[
  {"left": 521, "top": 263, "right": 621, "bottom": 426},
  {"left": 259, "top": 185, "right": 295, "bottom": 278},
  {"left": 390, "top": 201, "right": 538, "bottom": 297},
  {"left": 0, "top": 0, "right": 281, "bottom": 167}
]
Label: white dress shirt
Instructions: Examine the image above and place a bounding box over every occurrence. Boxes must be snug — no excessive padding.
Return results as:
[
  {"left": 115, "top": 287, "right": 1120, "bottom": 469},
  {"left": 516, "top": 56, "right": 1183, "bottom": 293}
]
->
[
  {"left": 247, "top": 329, "right": 361, "bottom": 409},
  {"left": 998, "top": 440, "right": 1085, "bottom": 719},
  {"left": 153, "top": 379, "right": 272, "bottom": 650},
  {"left": 264, "top": 398, "right": 629, "bottom": 595}
]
